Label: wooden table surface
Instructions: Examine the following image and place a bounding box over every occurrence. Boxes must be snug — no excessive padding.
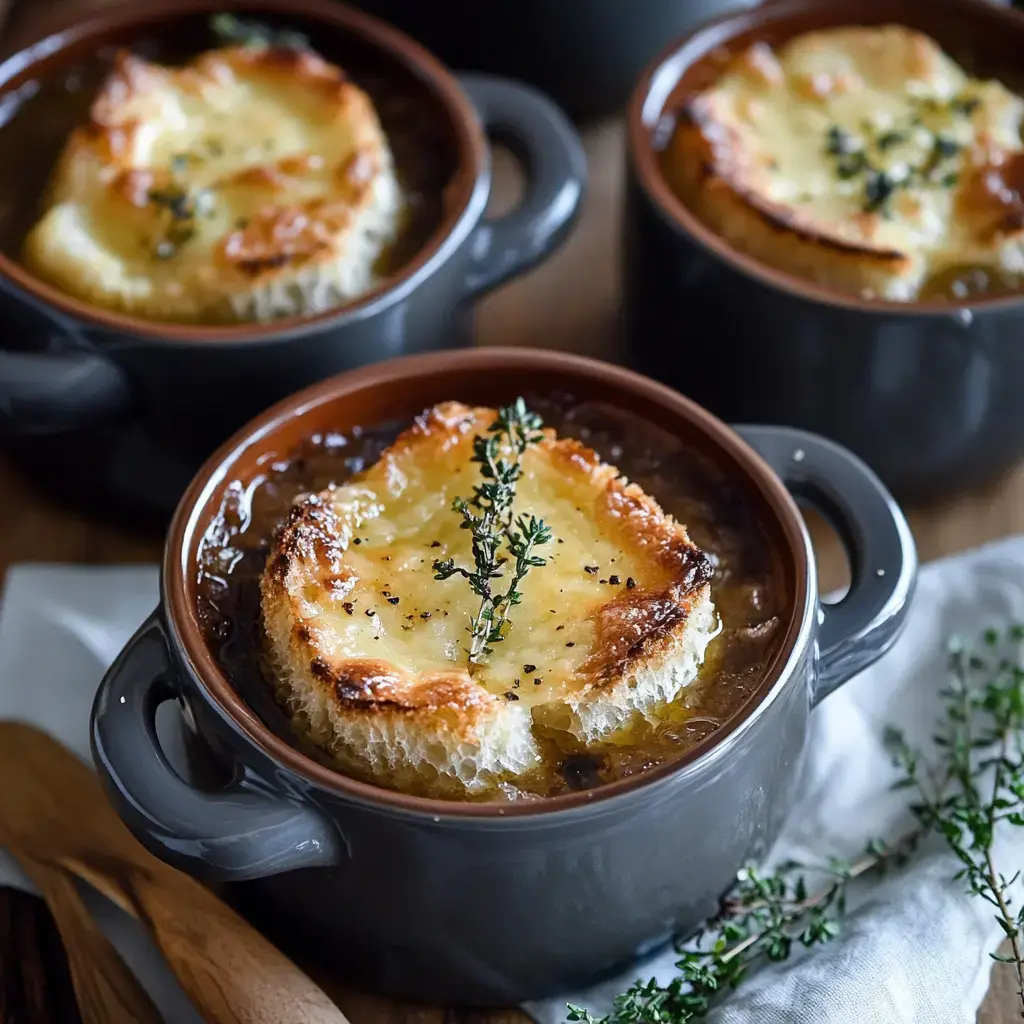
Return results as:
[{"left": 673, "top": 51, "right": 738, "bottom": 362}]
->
[{"left": 1, "top": 35, "right": 1023, "bottom": 1024}]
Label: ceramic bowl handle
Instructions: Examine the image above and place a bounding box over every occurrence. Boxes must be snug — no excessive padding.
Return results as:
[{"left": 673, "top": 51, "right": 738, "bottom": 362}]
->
[
  {"left": 733, "top": 425, "right": 917, "bottom": 705},
  {"left": 0, "top": 281, "right": 131, "bottom": 434},
  {"left": 0, "top": 350, "right": 131, "bottom": 434},
  {"left": 91, "top": 612, "right": 344, "bottom": 882},
  {"left": 458, "top": 73, "right": 586, "bottom": 297}
]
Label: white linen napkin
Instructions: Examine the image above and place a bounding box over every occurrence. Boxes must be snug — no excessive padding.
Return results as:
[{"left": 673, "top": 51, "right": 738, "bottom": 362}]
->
[
  {"left": 0, "top": 565, "right": 204, "bottom": 1024},
  {"left": 527, "top": 536, "right": 1024, "bottom": 1024},
  {"left": 2, "top": 541, "right": 1024, "bottom": 1023}
]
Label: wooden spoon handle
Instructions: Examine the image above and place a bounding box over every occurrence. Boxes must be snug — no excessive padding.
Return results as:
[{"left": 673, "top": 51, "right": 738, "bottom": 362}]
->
[
  {"left": 62, "top": 855, "right": 349, "bottom": 1024},
  {"left": 12, "top": 856, "right": 165, "bottom": 1024},
  {"left": 0, "top": 885, "right": 85, "bottom": 1024},
  {"left": 126, "top": 871, "right": 349, "bottom": 1024}
]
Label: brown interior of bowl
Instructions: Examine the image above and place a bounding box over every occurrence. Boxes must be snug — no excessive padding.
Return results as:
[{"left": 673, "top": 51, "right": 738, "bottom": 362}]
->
[
  {"left": 165, "top": 348, "right": 812, "bottom": 817},
  {"left": 0, "top": 0, "right": 485, "bottom": 340},
  {"left": 628, "top": 0, "right": 1024, "bottom": 314}
]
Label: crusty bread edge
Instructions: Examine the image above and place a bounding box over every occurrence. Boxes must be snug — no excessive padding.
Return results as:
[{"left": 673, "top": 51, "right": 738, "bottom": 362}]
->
[{"left": 258, "top": 402, "right": 718, "bottom": 795}]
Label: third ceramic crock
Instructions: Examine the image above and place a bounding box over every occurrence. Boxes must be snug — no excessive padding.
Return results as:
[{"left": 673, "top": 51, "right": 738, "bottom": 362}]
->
[
  {"left": 624, "top": 0, "right": 1024, "bottom": 504},
  {"left": 0, "top": 0, "right": 585, "bottom": 522},
  {"left": 90, "top": 349, "right": 916, "bottom": 1005}
]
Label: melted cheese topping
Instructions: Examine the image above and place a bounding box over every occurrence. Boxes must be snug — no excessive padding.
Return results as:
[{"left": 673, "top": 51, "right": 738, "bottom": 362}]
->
[
  {"left": 260, "top": 402, "right": 717, "bottom": 796},
  {"left": 673, "top": 26, "right": 1024, "bottom": 299},
  {"left": 23, "top": 45, "right": 403, "bottom": 323}
]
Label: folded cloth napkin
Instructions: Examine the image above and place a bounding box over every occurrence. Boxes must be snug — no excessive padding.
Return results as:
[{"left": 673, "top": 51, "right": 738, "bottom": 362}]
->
[{"left": 2, "top": 540, "right": 1024, "bottom": 1023}]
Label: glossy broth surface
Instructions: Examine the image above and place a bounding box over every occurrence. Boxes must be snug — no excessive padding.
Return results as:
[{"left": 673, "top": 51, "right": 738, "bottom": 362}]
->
[{"left": 196, "top": 397, "right": 792, "bottom": 801}]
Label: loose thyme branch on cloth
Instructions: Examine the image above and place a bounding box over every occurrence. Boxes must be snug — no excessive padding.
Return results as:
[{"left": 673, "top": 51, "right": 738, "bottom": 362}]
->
[{"left": 525, "top": 536, "right": 1024, "bottom": 1024}]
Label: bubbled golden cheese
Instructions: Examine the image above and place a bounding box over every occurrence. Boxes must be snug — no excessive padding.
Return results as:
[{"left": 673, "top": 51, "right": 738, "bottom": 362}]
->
[
  {"left": 23, "top": 45, "right": 403, "bottom": 323},
  {"left": 667, "top": 25, "right": 1024, "bottom": 300},
  {"left": 260, "top": 402, "right": 718, "bottom": 798}
]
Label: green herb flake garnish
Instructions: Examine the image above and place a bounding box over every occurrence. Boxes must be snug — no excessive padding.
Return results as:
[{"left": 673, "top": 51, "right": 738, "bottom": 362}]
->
[
  {"left": 863, "top": 169, "right": 898, "bottom": 214},
  {"left": 147, "top": 184, "right": 211, "bottom": 259},
  {"left": 934, "top": 135, "right": 961, "bottom": 160},
  {"left": 148, "top": 186, "right": 197, "bottom": 221},
  {"left": 836, "top": 151, "right": 867, "bottom": 180},
  {"left": 876, "top": 130, "right": 908, "bottom": 151},
  {"left": 432, "top": 398, "right": 553, "bottom": 664},
  {"left": 951, "top": 95, "right": 982, "bottom": 117},
  {"left": 210, "top": 12, "right": 310, "bottom": 51},
  {"left": 825, "top": 124, "right": 858, "bottom": 156}
]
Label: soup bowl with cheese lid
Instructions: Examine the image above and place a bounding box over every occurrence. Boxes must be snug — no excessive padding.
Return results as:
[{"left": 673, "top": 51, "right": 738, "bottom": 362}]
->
[
  {"left": 90, "top": 347, "right": 915, "bottom": 1005},
  {"left": 0, "top": 0, "right": 585, "bottom": 523},
  {"left": 624, "top": 0, "right": 1024, "bottom": 503}
]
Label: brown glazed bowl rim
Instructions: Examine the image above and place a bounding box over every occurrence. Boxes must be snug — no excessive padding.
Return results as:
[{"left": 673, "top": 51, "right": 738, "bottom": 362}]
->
[
  {"left": 627, "top": 0, "right": 1024, "bottom": 317},
  {"left": 164, "top": 348, "right": 815, "bottom": 819},
  {"left": 0, "top": 0, "right": 487, "bottom": 345}
]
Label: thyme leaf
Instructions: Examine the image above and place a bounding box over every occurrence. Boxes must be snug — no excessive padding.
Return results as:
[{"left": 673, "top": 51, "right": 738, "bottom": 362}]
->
[
  {"left": 210, "top": 12, "right": 310, "bottom": 51},
  {"left": 566, "top": 839, "right": 913, "bottom": 1024},
  {"left": 863, "top": 169, "right": 898, "bottom": 214},
  {"left": 567, "top": 624, "right": 1024, "bottom": 1022},
  {"left": 432, "top": 399, "right": 552, "bottom": 664},
  {"left": 886, "top": 624, "right": 1024, "bottom": 1017}
]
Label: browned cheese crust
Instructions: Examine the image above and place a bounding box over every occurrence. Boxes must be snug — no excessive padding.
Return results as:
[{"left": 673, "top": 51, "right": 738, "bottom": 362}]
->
[
  {"left": 259, "top": 402, "right": 719, "bottom": 795},
  {"left": 664, "top": 27, "right": 1024, "bottom": 300},
  {"left": 23, "top": 44, "right": 403, "bottom": 322}
]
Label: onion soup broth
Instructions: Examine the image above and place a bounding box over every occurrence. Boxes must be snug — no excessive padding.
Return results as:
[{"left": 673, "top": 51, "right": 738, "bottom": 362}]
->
[{"left": 196, "top": 396, "right": 789, "bottom": 801}]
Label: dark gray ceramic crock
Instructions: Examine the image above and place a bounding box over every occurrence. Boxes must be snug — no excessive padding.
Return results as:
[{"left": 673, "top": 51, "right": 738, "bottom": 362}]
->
[
  {"left": 346, "top": 0, "right": 759, "bottom": 122},
  {"left": 90, "top": 348, "right": 916, "bottom": 1006},
  {"left": 0, "top": 0, "right": 585, "bottom": 523},
  {"left": 624, "top": 0, "right": 1024, "bottom": 504}
]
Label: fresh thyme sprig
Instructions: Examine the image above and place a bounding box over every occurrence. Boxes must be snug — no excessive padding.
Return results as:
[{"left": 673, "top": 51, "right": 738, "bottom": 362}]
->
[
  {"left": 432, "top": 399, "right": 553, "bottom": 664},
  {"left": 886, "top": 624, "right": 1024, "bottom": 1016},
  {"left": 567, "top": 624, "right": 1024, "bottom": 1023},
  {"left": 566, "top": 839, "right": 912, "bottom": 1024},
  {"left": 210, "top": 12, "right": 311, "bottom": 51}
]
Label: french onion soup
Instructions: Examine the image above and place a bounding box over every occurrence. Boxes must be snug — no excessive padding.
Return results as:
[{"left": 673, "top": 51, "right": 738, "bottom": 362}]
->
[
  {"left": 0, "top": 15, "right": 452, "bottom": 324},
  {"left": 197, "top": 396, "right": 789, "bottom": 802},
  {"left": 660, "top": 24, "right": 1024, "bottom": 301}
]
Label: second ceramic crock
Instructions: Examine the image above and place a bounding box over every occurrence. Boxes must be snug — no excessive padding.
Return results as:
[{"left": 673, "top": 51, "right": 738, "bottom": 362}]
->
[
  {"left": 623, "top": 0, "right": 1024, "bottom": 504},
  {"left": 90, "top": 349, "right": 916, "bottom": 1005},
  {"left": 347, "top": 0, "right": 760, "bottom": 122},
  {"left": 0, "top": 0, "right": 585, "bottom": 522}
]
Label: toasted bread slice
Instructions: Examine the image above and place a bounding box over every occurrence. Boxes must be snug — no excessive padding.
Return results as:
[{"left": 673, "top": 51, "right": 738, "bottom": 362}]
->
[
  {"left": 666, "top": 26, "right": 1024, "bottom": 300},
  {"left": 260, "top": 402, "right": 717, "bottom": 797},
  {"left": 23, "top": 45, "right": 403, "bottom": 323}
]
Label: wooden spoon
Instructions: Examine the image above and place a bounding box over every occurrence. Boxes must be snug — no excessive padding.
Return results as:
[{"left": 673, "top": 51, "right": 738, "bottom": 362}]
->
[
  {"left": 0, "top": 884, "right": 87, "bottom": 1023},
  {"left": 1, "top": 843, "right": 165, "bottom": 1024},
  {"left": 0, "top": 722, "right": 350, "bottom": 1024}
]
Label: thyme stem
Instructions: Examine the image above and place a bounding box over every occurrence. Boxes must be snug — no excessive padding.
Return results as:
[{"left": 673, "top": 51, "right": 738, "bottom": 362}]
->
[
  {"left": 567, "top": 839, "right": 911, "bottom": 1024},
  {"left": 568, "top": 625, "right": 1024, "bottom": 1023},
  {"left": 432, "top": 400, "right": 552, "bottom": 665},
  {"left": 887, "top": 626, "right": 1024, "bottom": 1018}
]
